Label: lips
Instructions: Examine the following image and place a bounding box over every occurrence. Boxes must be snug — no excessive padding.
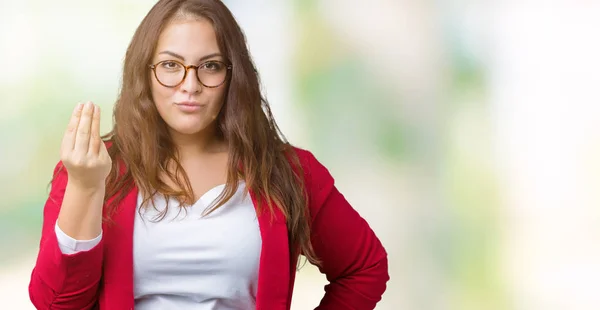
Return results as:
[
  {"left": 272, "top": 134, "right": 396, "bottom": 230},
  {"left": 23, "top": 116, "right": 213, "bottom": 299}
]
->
[
  {"left": 175, "top": 101, "right": 202, "bottom": 107},
  {"left": 175, "top": 102, "right": 204, "bottom": 112}
]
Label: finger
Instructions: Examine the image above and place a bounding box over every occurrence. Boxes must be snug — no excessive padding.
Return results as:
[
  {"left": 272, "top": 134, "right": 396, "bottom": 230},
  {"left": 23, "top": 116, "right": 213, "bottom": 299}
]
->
[
  {"left": 88, "top": 104, "right": 102, "bottom": 155},
  {"left": 98, "top": 139, "right": 112, "bottom": 169},
  {"left": 74, "top": 101, "right": 94, "bottom": 152},
  {"left": 61, "top": 103, "right": 84, "bottom": 152}
]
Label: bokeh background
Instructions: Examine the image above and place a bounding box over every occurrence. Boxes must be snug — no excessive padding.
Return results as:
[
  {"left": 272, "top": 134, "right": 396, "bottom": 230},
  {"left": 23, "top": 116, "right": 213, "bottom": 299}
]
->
[{"left": 1, "top": 0, "right": 600, "bottom": 309}]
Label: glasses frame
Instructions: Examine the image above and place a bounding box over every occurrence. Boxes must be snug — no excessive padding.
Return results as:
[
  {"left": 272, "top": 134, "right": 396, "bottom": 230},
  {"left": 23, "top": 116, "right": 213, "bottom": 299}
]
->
[{"left": 149, "top": 59, "right": 233, "bottom": 88}]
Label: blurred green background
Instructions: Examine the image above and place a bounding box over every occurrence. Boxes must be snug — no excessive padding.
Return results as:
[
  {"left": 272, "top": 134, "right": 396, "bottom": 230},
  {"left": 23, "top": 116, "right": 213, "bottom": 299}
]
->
[{"left": 2, "top": 1, "right": 600, "bottom": 309}]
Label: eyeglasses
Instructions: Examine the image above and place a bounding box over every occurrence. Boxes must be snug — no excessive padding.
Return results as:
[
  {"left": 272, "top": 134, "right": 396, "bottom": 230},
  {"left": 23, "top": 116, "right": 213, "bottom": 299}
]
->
[{"left": 149, "top": 60, "right": 232, "bottom": 88}]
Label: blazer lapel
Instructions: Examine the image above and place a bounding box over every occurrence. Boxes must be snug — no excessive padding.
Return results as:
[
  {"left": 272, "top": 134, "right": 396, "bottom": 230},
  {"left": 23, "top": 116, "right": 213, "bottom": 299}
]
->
[{"left": 250, "top": 191, "right": 291, "bottom": 310}]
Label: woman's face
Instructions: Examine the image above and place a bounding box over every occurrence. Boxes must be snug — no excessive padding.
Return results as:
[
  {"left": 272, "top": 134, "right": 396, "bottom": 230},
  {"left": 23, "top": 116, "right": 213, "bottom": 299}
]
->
[{"left": 150, "top": 18, "right": 227, "bottom": 137}]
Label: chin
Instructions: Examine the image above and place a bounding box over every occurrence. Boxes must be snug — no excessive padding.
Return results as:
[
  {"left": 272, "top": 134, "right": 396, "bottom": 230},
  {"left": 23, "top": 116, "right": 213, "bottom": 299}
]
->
[
  {"left": 167, "top": 117, "right": 216, "bottom": 136},
  {"left": 171, "top": 125, "right": 206, "bottom": 136}
]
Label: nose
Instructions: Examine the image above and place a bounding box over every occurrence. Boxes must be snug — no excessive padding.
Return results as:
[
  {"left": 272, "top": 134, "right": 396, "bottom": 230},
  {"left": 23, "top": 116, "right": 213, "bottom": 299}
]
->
[{"left": 180, "top": 66, "right": 202, "bottom": 94}]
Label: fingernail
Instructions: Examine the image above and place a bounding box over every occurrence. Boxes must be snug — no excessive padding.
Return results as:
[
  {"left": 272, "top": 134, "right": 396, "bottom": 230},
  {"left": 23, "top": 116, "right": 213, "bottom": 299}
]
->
[
  {"left": 76, "top": 103, "right": 83, "bottom": 111},
  {"left": 85, "top": 102, "right": 92, "bottom": 109}
]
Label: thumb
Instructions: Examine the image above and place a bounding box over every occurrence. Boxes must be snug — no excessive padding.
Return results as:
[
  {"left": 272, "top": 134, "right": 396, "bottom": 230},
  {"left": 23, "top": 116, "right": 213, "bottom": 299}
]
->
[{"left": 99, "top": 141, "right": 111, "bottom": 160}]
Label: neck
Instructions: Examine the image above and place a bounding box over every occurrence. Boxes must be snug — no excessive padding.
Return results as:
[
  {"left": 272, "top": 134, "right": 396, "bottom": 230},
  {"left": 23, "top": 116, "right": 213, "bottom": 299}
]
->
[{"left": 169, "top": 124, "right": 227, "bottom": 160}]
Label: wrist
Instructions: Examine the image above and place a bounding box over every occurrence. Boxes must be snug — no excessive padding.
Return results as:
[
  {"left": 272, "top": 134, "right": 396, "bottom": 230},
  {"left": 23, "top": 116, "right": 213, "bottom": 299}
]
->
[{"left": 66, "top": 180, "right": 106, "bottom": 195}]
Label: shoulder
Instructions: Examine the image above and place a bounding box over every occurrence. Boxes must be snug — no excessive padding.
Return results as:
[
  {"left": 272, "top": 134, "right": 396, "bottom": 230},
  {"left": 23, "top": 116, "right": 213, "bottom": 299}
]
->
[
  {"left": 289, "top": 146, "right": 332, "bottom": 181},
  {"left": 288, "top": 146, "right": 336, "bottom": 213},
  {"left": 289, "top": 146, "right": 315, "bottom": 167},
  {"left": 50, "top": 160, "right": 68, "bottom": 186}
]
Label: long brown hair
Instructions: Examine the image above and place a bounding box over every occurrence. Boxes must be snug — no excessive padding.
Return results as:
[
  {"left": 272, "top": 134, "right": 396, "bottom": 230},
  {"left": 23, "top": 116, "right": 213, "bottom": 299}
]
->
[{"left": 94, "top": 0, "right": 318, "bottom": 265}]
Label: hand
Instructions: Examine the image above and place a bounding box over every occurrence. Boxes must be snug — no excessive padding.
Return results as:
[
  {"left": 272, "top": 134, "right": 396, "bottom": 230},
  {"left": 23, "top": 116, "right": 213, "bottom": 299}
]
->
[{"left": 60, "top": 101, "right": 112, "bottom": 189}]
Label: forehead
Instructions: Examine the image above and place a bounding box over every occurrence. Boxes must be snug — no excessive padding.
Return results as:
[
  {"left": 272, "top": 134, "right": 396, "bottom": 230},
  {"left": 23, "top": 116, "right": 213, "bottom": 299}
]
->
[{"left": 155, "top": 19, "right": 220, "bottom": 59}]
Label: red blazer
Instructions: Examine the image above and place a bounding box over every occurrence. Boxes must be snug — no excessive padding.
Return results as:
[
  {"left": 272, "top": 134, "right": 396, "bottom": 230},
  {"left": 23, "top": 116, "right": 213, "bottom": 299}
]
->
[{"left": 29, "top": 148, "right": 389, "bottom": 309}]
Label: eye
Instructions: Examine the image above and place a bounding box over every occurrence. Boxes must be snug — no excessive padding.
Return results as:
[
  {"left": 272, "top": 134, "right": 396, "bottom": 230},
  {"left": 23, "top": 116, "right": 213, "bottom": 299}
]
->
[
  {"left": 159, "top": 61, "right": 181, "bottom": 70},
  {"left": 201, "top": 61, "right": 224, "bottom": 72}
]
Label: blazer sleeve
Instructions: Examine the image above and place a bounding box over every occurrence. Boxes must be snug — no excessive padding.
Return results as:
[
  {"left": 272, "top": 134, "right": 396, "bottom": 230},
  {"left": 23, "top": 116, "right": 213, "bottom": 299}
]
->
[
  {"left": 298, "top": 149, "right": 389, "bottom": 310},
  {"left": 28, "top": 161, "right": 104, "bottom": 310}
]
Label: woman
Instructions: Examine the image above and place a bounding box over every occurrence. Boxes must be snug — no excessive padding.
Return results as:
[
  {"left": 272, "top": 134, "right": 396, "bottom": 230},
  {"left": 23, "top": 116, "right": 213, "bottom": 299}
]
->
[{"left": 28, "top": 0, "right": 388, "bottom": 309}]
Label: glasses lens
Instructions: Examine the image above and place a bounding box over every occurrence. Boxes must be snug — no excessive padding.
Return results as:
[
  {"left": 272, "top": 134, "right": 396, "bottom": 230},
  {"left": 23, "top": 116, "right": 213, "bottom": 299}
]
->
[
  {"left": 197, "top": 61, "right": 228, "bottom": 87},
  {"left": 155, "top": 61, "right": 185, "bottom": 87}
]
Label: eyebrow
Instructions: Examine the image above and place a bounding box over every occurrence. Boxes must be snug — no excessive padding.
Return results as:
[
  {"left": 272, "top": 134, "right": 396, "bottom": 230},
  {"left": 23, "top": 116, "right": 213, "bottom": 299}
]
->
[{"left": 158, "top": 51, "right": 223, "bottom": 63}]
